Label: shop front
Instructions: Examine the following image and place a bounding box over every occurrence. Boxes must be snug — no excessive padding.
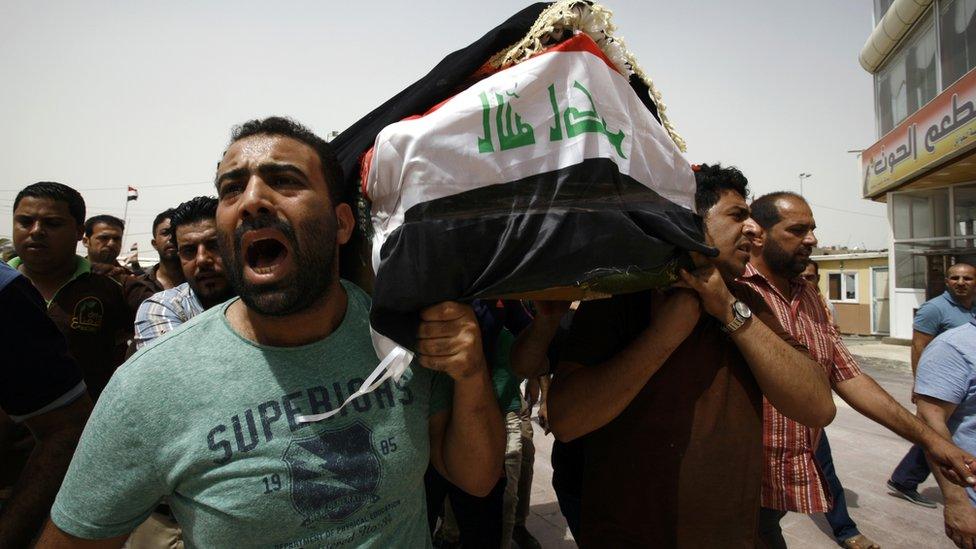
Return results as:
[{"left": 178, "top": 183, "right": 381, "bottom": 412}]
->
[{"left": 862, "top": 67, "right": 976, "bottom": 340}]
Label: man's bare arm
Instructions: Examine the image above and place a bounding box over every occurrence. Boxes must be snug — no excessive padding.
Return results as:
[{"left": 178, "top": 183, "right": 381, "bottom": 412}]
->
[
  {"left": 420, "top": 303, "right": 505, "bottom": 497},
  {"left": 911, "top": 330, "right": 936, "bottom": 377},
  {"left": 35, "top": 521, "right": 127, "bottom": 549},
  {"left": 509, "top": 302, "right": 567, "bottom": 380},
  {"left": 547, "top": 290, "right": 701, "bottom": 442},
  {"left": 917, "top": 396, "right": 976, "bottom": 549},
  {"left": 0, "top": 396, "right": 91, "bottom": 548},
  {"left": 836, "top": 374, "right": 976, "bottom": 486}
]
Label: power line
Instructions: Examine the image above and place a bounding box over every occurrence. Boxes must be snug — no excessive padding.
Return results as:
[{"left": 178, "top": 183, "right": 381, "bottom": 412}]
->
[{"left": 808, "top": 202, "right": 886, "bottom": 219}]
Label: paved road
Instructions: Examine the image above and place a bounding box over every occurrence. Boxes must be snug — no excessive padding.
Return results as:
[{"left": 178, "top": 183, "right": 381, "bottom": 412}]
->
[{"left": 520, "top": 340, "right": 956, "bottom": 548}]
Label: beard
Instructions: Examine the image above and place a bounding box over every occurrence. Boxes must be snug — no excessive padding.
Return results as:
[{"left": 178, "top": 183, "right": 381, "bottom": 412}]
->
[
  {"left": 187, "top": 272, "right": 234, "bottom": 310},
  {"left": 220, "top": 212, "right": 337, "bottom": 317},
  {"left": 763, "top": 237, "right": 809, "bottom": 277}
]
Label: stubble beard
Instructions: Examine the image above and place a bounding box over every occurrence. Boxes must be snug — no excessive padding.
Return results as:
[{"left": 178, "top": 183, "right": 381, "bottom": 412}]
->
[{"left": 220, "top": 214, "right": 337, "bottom": 318}]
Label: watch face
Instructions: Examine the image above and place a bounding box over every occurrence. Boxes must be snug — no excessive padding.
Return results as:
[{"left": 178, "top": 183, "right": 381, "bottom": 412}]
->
[{"left": 733, "top": 300, "right": 752, "bottom": 318}]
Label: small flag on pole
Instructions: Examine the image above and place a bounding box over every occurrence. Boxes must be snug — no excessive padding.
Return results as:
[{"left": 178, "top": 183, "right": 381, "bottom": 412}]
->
[{"left": 127, "top": 186, "right": 138, "bottom": 201}]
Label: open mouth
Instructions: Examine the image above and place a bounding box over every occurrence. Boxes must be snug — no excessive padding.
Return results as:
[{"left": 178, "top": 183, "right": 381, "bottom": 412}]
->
[{"left": 242, "top": 230, "right": 290, "bottom": 277}]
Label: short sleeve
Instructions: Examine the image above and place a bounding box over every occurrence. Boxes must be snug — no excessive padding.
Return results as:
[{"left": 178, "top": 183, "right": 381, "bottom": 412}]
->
[
  {"left": 0, "top": 276, "right": 86, "bottom": 421},
  {"left": 133, "top": 293, "right": 185, "bottom": 349},
  {"left": 50, "top": 372, "right": 167, "bottom": 539},
  {"left": 915, "top": 337, "right": 974, "bottom": 405},
  {"left": 913, "top": 300, "right": 942, "bottom": 335}
]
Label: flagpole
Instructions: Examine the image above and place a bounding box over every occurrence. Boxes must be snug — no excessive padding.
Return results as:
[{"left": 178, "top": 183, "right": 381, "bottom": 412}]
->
[{"left": 122, "top": 189, "right": 130, "bottom": 250}]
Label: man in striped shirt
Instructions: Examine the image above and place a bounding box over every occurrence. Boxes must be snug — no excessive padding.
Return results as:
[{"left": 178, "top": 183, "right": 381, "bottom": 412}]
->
[
  {"left": 741, "top": 191, "right": 976, "bottom": 549},
  {"left": 133, "top": 196, "right": 234, "bottom": 350}
]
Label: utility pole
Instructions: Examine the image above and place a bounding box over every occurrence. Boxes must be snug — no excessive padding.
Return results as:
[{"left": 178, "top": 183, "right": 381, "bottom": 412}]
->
[{"left": 798, "top": 173, "right": 812, "bottom": 196}]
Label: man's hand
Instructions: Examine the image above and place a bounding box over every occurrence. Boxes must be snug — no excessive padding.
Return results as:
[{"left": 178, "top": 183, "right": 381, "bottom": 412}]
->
[
  {"left": 89, "top": 262, "right": 130, "bottom": 284},
  {"left": 678, "top": 265, "right": 735, "bottom": 324},
  {"left": 533, "top": 300, "right": 571, "bottom": 320},
  {"left": 945, "top": 500, "right": 976, "bottom": 549},
  {"left": 417, "top": 302, "right": 488, "bottom": 381},
  {"left": 525, "top": 377, "right": 541, "bottom": 409},
  {"left": 926, "top": 437, "right": 976, "bottom": 487},
  {"left": 649, "top": 288, "right": 702, "bottom": 339},
  {"left": 538, "top": 401, "right": 550, "bottom": 434}
]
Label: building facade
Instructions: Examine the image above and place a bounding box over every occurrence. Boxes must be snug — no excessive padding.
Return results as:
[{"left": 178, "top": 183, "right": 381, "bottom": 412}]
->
[
  {"left": 861, "top": 0, "right": 976, "bottom": 340},
  {"left": 812, "top": 252, "right": 890, "bottom": 335}
]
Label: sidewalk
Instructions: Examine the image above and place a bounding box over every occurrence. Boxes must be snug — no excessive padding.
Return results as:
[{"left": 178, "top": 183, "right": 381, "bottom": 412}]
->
[{"left": 520, "top": 338, "right": 955, "bottom": 548}]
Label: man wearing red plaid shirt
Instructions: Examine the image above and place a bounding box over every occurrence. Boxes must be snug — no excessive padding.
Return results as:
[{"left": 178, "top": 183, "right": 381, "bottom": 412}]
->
[{"left": 740, "top": 191, "right": 976, "bottom": 549}]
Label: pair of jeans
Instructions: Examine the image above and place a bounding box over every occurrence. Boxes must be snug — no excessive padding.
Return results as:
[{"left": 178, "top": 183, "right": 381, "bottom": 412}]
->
[
  {"left": 501, "top": 410, "right": 524, "bottom": 549},
  {"left": 815, "top": 432, "right": 860, "bottom": 543},
  {"left": 515, "top": 408, "right": 535, "bottom": 529},
  {"left": 889, "top": 444, "right": 931, "bottom": 490}
]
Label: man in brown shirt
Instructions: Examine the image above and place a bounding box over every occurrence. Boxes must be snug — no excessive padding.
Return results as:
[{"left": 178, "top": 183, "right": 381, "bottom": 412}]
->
[
  {"left": 11, "top": 182, "right": 135, "bottom": 401},
  {"left": 137, "top": 208, "right": 186, "bottom": 293},
  {"left": 547, "top": 164, "right": 835, "bottom": 548}
]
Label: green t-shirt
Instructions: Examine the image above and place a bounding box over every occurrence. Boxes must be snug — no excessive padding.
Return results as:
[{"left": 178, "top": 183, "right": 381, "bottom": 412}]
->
[
  {"left": 491, "top": 330, "right": 522, "bottom": 413},
  {"left": 52, "top": 281, "right": 447, "bottom": 548}
]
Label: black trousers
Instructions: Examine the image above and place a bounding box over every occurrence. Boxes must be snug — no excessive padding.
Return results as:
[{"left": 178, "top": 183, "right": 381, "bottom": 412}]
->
[
  {"left": 756, "top": 507, "right": 788, "bottom": 549},
  {"left": 425, "top": 464, "right": 506, "bottom": 549}
]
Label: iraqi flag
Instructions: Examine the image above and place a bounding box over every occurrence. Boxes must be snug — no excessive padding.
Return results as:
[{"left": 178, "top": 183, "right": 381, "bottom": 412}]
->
[
  {"left": 127, "top": 186, "right": 138, "bottom": 201},
  {"left": 333, "top": 1, "right": 714, "bottom": 357}
]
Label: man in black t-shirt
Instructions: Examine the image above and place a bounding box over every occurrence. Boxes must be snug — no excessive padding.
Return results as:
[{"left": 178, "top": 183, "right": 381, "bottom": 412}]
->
[{"left": 0, "top": 261, "right": 92, "bottom": 548}]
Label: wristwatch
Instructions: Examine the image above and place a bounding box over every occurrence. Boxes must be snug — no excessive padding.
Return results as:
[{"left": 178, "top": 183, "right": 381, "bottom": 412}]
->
[{"left": 721, "top": 300, "right": 752, "bottom": 333}]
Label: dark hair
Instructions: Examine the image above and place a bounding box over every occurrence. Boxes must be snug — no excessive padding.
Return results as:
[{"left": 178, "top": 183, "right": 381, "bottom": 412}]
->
[
  {"left": 226, "top": 116, "right": 345, "bottom": 205},
  {"left": 84, "top": 215, "right": 124, "bottom": 237},
  {"left": 807, "top": 259, "right": 819, "bottom": 275},
  {"left": 169, "top": 196, "right": 218, "bottom": 244},
  {"left": 751, "top": 191, "right": 804, "bottom": 230},
  {"left": 14, "top": 182, "right": 86, "bottom": 226},
  {"left": 152, "top": 208, "right": 176, "bottom": 237},
  {"left": 693, "top": 163, "right": 749, "bottom": 215}
]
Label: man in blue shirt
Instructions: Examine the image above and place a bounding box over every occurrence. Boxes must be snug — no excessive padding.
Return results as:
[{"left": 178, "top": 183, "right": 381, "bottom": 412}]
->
[
  {"left": 915, "top": 319, "right": 976, "bottom": 548},
  {"left": 889, "top": 262, "right": 976, "bottom": 507}
]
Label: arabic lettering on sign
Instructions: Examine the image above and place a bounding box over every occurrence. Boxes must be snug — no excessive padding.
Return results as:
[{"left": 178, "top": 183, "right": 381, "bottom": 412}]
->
[
  {"left": 862, "top": 69, "right": 976, "bottom": 198},
  {"left": 477, "top": 81, "right": 627, "bottom": 157},
  {"left": 923, "top": 94, "right": 976, "bottom": 153}
]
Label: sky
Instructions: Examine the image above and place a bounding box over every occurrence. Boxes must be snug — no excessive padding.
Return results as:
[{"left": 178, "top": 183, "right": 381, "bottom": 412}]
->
[{"left": 0, "top": 0, "right": 888, "bottom": 262}]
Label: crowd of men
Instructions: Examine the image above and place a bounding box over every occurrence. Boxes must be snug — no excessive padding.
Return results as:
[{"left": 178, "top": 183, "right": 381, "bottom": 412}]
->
[{"left": 1, "top": 116, "right": 976, "bottom": 549}]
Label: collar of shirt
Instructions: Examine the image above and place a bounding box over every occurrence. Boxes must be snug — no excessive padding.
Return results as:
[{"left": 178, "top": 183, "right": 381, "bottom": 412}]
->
[
  {"left": 942, "top": 290, "right": 976, "bottom": 313},
  {"left": 740, "top": 263, "right": 807, "bottom": 310},
  {"left": 9, "top": 255, "right": 91, "bottom": 305}
]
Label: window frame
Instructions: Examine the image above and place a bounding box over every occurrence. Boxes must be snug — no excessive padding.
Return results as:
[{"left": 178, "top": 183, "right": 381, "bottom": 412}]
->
[
  {"left": 873, "top": 4, "right": 942, "bottom": 138},
  {"left": 825, "top": 270, "right": 861, "bottom": 304}
]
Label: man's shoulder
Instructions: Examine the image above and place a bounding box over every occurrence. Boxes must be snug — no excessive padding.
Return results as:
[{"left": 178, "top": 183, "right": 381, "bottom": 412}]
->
[
  {"left": 919, "top": 294, "right": 950, "bottom": 314},
  {"left": 937, "top": 323, "right": 976, "bottom": 351},
  {"left": 127, "top": 304, "right": 228, "bottom": 364}
]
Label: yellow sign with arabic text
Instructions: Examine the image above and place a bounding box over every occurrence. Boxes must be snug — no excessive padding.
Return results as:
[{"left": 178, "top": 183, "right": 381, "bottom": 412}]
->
[{"left": 862, "top": 69, "right": 976, "bottom": 198}]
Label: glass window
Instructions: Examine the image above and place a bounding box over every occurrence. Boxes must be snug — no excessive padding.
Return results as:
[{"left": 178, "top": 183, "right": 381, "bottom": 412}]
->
[
  {"left": 828, "top": 273, "right": 842, "bottom": 300},
  {"left": 845, "top": 273, "right": 858, "bottom": 300},
  {"left": 894, "top": 240, "right": 953, "bottom": 290},
  {"left": 876, "top": 11, "right": 939, "bottom": 135},
  {"left": 954, "top": 183, "right": 976, "bottom": 238},
  {"left": 827, "top": 272, "right": 859, "bottom": 302},
  {"left": 940, "top": 0, "right": 976, "bottom": 88},
  {"left": 876, "top": 0, "right": 895, "bottom": 24},
  {"left": 892, "top": 188, "right": 951, "bottom": 239}
]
